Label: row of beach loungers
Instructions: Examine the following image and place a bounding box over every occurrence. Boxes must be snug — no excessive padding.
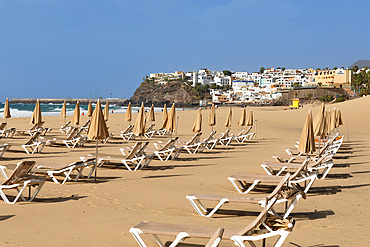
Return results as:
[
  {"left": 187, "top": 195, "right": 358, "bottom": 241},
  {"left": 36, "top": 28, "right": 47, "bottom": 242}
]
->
[
  {"left": 0, "top": 120, "right": 257, "bottom": 202},
  {"left": 128, "top": 132, "right": 343, "bottom": 246}
]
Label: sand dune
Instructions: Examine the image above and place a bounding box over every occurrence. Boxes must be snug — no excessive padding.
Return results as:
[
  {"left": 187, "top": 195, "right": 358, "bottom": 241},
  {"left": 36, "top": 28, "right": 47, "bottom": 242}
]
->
[{"left": 0, "top": 96, "right": 369, "bottom": 246}]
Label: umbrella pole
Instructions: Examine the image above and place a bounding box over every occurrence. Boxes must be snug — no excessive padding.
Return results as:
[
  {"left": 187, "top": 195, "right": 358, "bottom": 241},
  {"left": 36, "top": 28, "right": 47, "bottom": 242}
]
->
[
  {"left": 95, "top": 140, "right": 98, "bottom": 181},
  {"left": 176, "top": 116, "right": 179, "bottom": 135}
]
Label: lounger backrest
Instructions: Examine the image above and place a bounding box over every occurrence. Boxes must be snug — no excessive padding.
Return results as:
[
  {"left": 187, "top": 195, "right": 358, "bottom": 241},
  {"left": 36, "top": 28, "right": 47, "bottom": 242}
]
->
[
  {"left": 126, "top": 142, "right": 142, "bottom": 159},
  {"left": 244, "top": 126, "right": 252, "bottom": 135},
  {"left": 146, "top": 124, "right": 155, "bottom": 132},
  {"left": 204, "top": 131, "right": 216, "bottom": 142},
  {"left": 2, "top": 161, "right": 36, "bottom": 185},
  {"left": 267, "top": 173, "right": 291, "bottom": 200},
  {"left": 187, "top": 132, "right": 202, "bottom": 145},
  {"left": 205, "top": 228, "right": 224, "bottom": 247},
  {"left": 159, "top": 137, "right": 179, "bottom": 151},
  {"left": 62, "top": 121, "right": 71, "bottom": 128},
  {"left": 137, "top": 142, "right": 149, "bottom": 156},
  {"left": 25, "top": 132, "right": 41, "bottom": 145},
  {"left": 237, "top": 196, "right": 278, "bottom": 236},
  {"left": 319, "top": 135, "right": 337, "bottom": 156},
  {"left": 122, "top": 125, "right": 133, "bottom": 134},
  {"left": 219, "top": 129, "right": 230, "bottom": 139},
  {"left": 0, "top": 122, "right": 7, "bottom": 130},
  {"left": 236, "top": 130, "right": 244, "bottom": 137},
  {"left": 66, "top": 128, "right": 79, "bottom": 140},
  {"left": 289, "top": 159, "right": 310, "bottom": 180},
  {"left": 36, "top": 122, "right": 45, "bottom": 129},
  {"left": 82, "top": 119, "right": 91, "bottom": 128}
]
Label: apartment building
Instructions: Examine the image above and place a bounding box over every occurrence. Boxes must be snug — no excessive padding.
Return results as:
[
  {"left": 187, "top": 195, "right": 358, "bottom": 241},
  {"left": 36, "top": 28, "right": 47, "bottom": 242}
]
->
[{"left": 313, "top": 69, "right": 351, "bottom": 88}]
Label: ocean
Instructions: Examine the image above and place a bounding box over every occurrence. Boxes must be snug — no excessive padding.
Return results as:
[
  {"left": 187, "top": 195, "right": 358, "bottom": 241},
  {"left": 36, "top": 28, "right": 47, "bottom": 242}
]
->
[{"left": 0, "top": 102, "right": 173, "bottom": 118}]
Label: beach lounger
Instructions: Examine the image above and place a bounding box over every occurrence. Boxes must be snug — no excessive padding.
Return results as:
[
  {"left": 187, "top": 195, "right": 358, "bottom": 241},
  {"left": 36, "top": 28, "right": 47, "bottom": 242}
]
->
[
  {"left": 43, "top": 127, "right": 88, "bottom": 148},
  {"left": 232, "top": 127, "right": 255, "bottom": 143},
  {"left": 80, "top": 142, "right": 154, "bottom": 171},
  {"left": 59, "top": 121, "right": 72, "bottom": 134},
  {"left": 216, "top": 129, "right": 231, "bottom": 146},
  {"left": 0, "top": 143, "right": 12, "bottom": 158},
  {"left": 143, "top": 124, "right": 156, "bottom": 138},
  {"left": 262, "top": 152, "right": 334, "bottom": 179},
  {"left": 176, "top": 132, "right": 204, "bottom": 154},
  {"left": 187, "top": 173, "right": 304, "bottom": 218},
  {"left": 15, "top": 121, "right": 51, "bottom": 136},
  {"left": 273, "top": 135, "right": 340, "bottom": 163},
  {"left": 80, "top": 119, "right": 91, "bottom": 132},
  {"left": 0, "top": 122, "right": 16, "bottom": 138},
  {"left": 118, "top": 125, "right": 135, "bottom": 141},
  {"left": 285, "top": 134, "right": 343, "bottom": 157},
  {"left": 130, "top": 193, "right": 294, "bottom": 247},
  {"left": 0, "top": 161, "right": 45, "bottom": 204},
  {"left": 21, "top": 132, "right": 47, "bottom": 154},
  {"left": 201, "top": 131, "right": 219, "bottom": 150},
  {"left": 152, "top": 137, "right": 183, "bottom": 161},
  {"left": 34, "top": 157, "right": 96, "bottom": 184},
  {"left": 120, "top": 141, "right": 150, "bottom": 159}
]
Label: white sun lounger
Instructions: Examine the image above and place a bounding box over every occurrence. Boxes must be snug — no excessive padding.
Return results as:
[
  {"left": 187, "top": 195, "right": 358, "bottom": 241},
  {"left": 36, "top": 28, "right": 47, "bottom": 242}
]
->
[
  {"left": 130, "top": 194, "right": 294, "bottom": 247},
  {"left": 0, "top": 161, "right": 45, "bottom": 204}
]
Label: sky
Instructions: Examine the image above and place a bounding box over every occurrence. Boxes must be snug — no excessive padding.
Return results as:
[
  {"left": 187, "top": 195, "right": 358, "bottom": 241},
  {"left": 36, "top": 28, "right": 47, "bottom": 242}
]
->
[{"left": 1, "top": 0, "right": 370, "bottom": 101}]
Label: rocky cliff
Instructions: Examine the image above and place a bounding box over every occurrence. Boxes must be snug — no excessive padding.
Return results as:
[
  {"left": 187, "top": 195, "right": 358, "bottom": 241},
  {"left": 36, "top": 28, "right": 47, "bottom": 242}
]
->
[{"left": 129, "top": 81, "right": 197, "bottom": 107}]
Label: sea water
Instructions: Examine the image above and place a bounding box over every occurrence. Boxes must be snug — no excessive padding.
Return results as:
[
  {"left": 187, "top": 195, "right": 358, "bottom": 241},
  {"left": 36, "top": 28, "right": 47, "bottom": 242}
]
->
[{"left": 0, "top": 102, "right": 172, "bottom": 118}]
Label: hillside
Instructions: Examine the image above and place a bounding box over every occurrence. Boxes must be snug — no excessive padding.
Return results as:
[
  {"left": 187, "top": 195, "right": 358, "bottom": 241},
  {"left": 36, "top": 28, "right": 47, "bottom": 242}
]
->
[
  {"left": 348, "top": 60, "right": 370, "bottom": 69},
  {"left": 129, "top": 81, "right": 199, "bottom": 107}
]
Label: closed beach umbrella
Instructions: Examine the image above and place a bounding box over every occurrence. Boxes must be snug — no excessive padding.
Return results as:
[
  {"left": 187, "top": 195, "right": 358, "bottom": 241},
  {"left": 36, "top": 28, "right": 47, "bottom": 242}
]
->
[
  {"left": 191, "top": 108, "right": 202, "bottom": 133},
  {"left": 87, "top": 102, "right": 93, "bottom": 117},
  {"left": 132, "top": 103, "right": 146, "bottom": 137},
  {"left": 298, "top": 111, "right": 316, "bottom": 154},
  {"left": 3, "top": 98, "right": 11, "bottom": 123},
  {"left": 162, "top": 104, "right": 168, "bottom": 121},
  {"left": 60, "top": 100, "right": 67, "bottom": 119},
  {"left": 246, "top": 110, "right": 254, "bottom": 126},
  {"left": 336, "top": 108, "right": 343, "bottom": 128},
  {"left": 147, "top": 104, "right": 155, "bottom": 122},
  {"left": 324, "top": 109, "right": 331, "bottom": 136},
  {"left": 313, "top": 103, "right": 326, "bottom": 138},
  {"left": 330, "top": 108, "right": 337, "bottom": 132},
  {"left": 72, "top": 101, "right": 80, "bottom": 126},
  {"left": 238, "top": 107, "right": 246, "bottom": 129},
  {"left": 30, "top": 99, "right": 42, "bottom": 125},
  {"left": 164, "top": 103, "right": 176, "bottom": 132},
  {"left": 125, "top": 102, "right": 132, "bottom": 124},
  {"left": 208, "top": 104, "right": 216, "bottom": 130},
  {"left": 225, "top": 107, "right": 232, "bottom": 129},
  {"left": 103, "top": 102, "right": 109, "bottom": 121},
  {"left": 87, "top": 100, "right": 109, "bottom": 180}
]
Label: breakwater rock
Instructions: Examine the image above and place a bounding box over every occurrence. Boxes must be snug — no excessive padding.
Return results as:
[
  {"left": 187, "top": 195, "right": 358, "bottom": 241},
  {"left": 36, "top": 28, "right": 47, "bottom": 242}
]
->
[{"left": 9, "top": 98, "right": 128, "bottom": 105}]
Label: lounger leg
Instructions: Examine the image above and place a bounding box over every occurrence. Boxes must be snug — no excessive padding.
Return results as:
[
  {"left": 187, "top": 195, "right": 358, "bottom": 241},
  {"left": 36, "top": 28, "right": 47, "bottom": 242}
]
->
[
  {"left": 168, "top": 232, "right": 189, "bottom": 247},
  {"left": 19, "top": 181, "right": 45, "bottom": 202},
  {"left": 129, "top": 228, "right": 150, "bottom": 247},
  {"left": 228, "top": 178, "right": 260, "bottom": 194},
  {"left": 47, "top": 172, "right": 62, "bottom": 184},
  {"left": 232, "top": 229, "right": 290, "bottom": 247},
  {"left": 186, "top": 195, "right": 229, "bottom": 217},
  {"left": 122, "top": 161, "right": 133, "bottom": 171}
]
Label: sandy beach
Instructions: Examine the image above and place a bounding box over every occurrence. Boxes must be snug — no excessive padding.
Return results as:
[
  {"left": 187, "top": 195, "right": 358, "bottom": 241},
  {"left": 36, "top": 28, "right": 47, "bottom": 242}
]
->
[{"left": 0, "top": 96, "right": 369, "bottom": 246}]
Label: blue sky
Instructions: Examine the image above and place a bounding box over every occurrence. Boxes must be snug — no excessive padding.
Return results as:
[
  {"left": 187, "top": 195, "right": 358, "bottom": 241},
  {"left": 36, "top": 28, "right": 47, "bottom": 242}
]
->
[{"left": 1, "top": 0, "right": 369, "bottom": 100}]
